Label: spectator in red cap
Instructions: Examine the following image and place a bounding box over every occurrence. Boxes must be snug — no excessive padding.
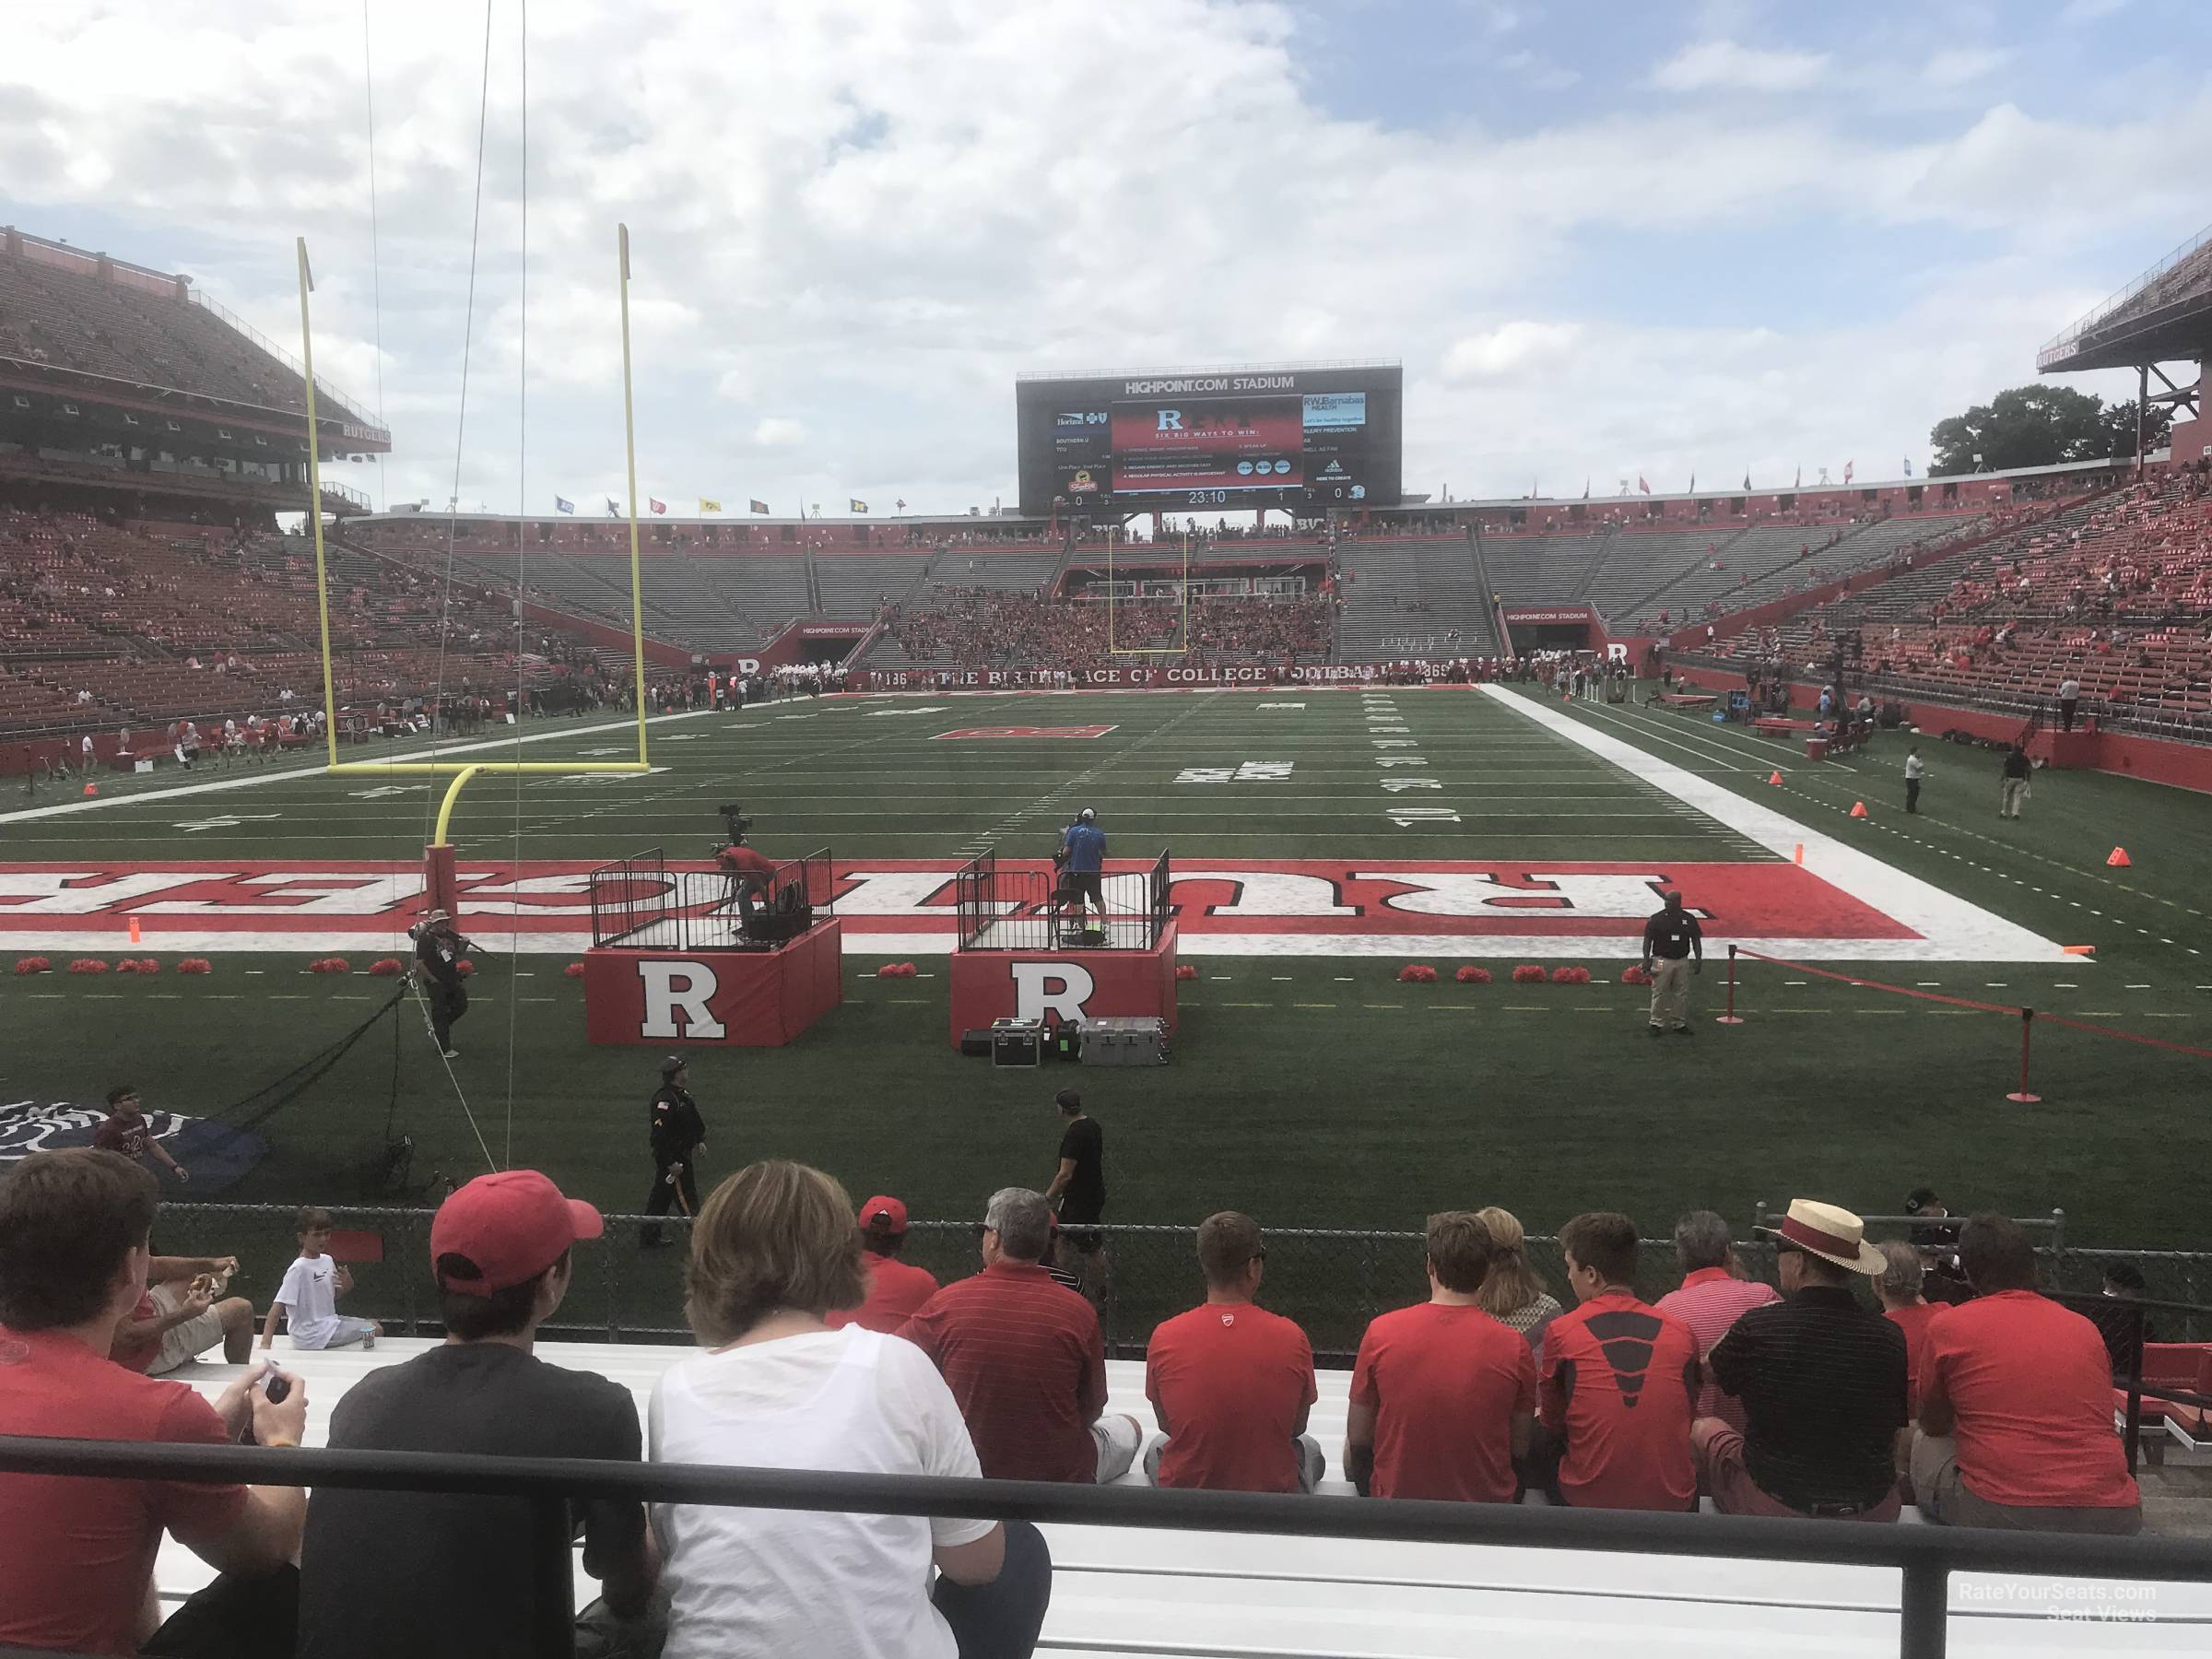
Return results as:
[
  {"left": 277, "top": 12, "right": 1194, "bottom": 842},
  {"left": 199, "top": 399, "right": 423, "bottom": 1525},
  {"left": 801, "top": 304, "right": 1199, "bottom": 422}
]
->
[
  {"left": 826, "top": 1194, "right": 940, "bottom": 1334},
  {"left": 295, "top": 1171, "right": 657, "bottom": 1659}
]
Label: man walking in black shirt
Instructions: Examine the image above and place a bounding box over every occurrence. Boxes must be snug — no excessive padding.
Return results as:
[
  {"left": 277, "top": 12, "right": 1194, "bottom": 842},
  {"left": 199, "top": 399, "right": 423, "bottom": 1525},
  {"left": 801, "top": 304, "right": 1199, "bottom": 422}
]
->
[
  {"left": 1044, "top": 1088, "right": 1106, "bottom": 1253},
  {"left": 641, "top": 1056, "right": 707, "bottom": 1248},
  {"left": 1640, "top": 890, "right": 1703, "bottom": 1036},
  {"left": 412, "top": 909, "right": 473, "bottom": 1060},
  {"left": 1695, "top": 1198, "right": 1907, "bottom": 1521},
  {"left": 2000, "top": 745, "right": 2031, "bottom": 819}
]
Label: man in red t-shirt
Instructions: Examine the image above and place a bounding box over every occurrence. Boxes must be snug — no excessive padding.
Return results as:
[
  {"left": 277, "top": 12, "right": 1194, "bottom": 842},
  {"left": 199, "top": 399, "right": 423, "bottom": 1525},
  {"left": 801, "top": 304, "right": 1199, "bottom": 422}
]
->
[
  {"left": 900, "top": 1186, "right": 1143, "bottom": 1484},
  {"left": 715, "top": 838, "right": 782, "bottom": 935},
  {"left": 1145, "top": 1212, "right": 1321, "bottom": 1493},
  {"left": 0, "top": 1148, "right": 311, "bottom": 1654},
  {"left": 1874, "top": 1242, "right": 1943, "bottom": 1414},
  {"left": 1347, "top": 1210, "right": 1536, "bottom": 1501},
  {"left": 1535, "top": 1213, "right": 1700, "bottom": 1510},
  {"left": 826, "top": 1194, "right": 939, "bottom": 1334},
  {"left": 91, "top": 1085, "right": 191, "bottom": 1184},
  {"left": 1913, "top": 1215, "right": 2141, "bottom": 1534}
]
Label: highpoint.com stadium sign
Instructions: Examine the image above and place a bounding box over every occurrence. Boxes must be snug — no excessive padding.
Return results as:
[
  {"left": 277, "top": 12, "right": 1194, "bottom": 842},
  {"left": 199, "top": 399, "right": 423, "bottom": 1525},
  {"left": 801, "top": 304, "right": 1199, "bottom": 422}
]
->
[{"left": 1122, "top": 376, "right": 1300, "bottom": 395}]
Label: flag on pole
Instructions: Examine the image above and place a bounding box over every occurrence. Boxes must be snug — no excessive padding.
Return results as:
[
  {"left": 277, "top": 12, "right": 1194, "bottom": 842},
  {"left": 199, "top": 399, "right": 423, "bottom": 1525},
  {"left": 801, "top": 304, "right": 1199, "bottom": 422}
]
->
[
  {"left": 650, "top": 498, "right": 667, "bottom": 515},
  {"left": 1843, "top": 460, "right": 1854, "bottom": 484},
  {"left": 849, "top": 498, "right": 868, "bottom": 513},
  {"left": 895, "top": 499, "right": 907, "bottom": 511},
  {"left": 699, "top": 498, "right": 722, "bottom": 512},
  {"left": 1901, "top": 458, "right": 1912, "bottom": 478},
  {"left": 606, "top": 498, "right": 620, "bottom": 515},
  {"left": 1794, "top": 466, "right": 1802, "bottom": 488},
  {"left": 748, "top": 499, "right": 770, "bottom": 514},
  {"left": 1742, "top": 470, "right": 1752, "bottom": 490},
  {"left": 1637, "top": 476, "right": 1652, "bottom": 495},
  {"left": 554, "top": 496, "right": 575, "bottom": 514},
  {"left": 1581, "top": 478, "right": 1590, "bottom": 499},
  {"left": 1688, "top": 472, "right": 1696, "bottom": 493}
]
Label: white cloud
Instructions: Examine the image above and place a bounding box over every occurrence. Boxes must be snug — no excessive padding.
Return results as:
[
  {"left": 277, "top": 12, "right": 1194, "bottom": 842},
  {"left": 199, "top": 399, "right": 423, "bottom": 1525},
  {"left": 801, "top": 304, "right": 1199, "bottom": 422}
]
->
[
  {"left": 1441, "top": 321, "right": 1583, "bottom": 383},
  {"left": 2058, "top": 0, "right": 2127, "bottom": 22},
  {"left": 1652, "top": 40, "right": 1831, "bottom": 93},
  {"left": 0, "top": 0, "right": 2191, "bottom": 512},
  {"left": 1923, "top": 47, "right": 2011, "bottom": 88}
]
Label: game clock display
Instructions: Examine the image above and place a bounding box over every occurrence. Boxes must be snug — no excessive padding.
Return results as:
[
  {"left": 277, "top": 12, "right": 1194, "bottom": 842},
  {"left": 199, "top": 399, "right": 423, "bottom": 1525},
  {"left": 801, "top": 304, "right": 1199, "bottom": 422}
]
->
[{"left": 1017, "top": 364, "right": 1401, "bottom": 514}]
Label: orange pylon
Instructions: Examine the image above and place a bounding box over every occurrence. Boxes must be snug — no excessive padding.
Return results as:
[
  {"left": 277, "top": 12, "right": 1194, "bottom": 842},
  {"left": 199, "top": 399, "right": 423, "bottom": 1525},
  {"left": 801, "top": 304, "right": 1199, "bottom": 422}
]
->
[
  {"left": 81, "top": 782, "right": 98, "bottom": 797},
  {"left": 1792, "top": 843, "right": 1805, "bottom": 865},
  {"left": 2107, "top": 847, "right": 2131, "bottom": 868},
  {"left": 1849, "top": 801, "right": 1868, "bottom": 818},
  {"left": 1768, "top": 771, "right": 1783, "bottom": 785}
]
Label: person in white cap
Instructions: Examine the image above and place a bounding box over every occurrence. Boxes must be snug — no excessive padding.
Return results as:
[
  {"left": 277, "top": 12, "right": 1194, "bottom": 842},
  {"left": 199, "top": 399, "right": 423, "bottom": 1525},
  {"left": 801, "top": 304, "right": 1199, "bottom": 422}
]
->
[{"left": 1692, "top": 1199, "right": 1908, "bottom": 1521}]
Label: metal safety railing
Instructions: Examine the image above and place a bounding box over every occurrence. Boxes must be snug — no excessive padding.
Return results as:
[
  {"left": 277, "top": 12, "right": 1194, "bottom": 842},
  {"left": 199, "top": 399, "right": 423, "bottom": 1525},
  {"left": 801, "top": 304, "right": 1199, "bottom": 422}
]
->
[
  {"left": 950, "top": 846, "right": 1171, "bottom": 953},
  {"left": 588, "top": 848, "right": 835, "bottom": 951},
  {"left": 0, "top": 1434, "right": 2207, "bottom": 1659}
]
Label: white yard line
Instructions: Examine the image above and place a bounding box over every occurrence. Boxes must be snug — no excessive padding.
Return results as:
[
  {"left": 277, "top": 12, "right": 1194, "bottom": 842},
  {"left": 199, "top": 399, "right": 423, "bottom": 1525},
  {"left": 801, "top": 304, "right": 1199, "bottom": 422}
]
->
[
  {"left": 1477, "top": 685, "right": 2070, "bottom": 963},
  {"left": 0, "top": 704, "right": 733, "bottom": 827}
]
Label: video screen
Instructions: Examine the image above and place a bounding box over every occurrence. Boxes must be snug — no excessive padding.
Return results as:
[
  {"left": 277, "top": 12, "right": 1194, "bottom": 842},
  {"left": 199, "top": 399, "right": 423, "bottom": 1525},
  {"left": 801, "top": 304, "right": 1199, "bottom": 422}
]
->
[{"left": 1017, "top": 366, "right": 1402, "bottom": 515}]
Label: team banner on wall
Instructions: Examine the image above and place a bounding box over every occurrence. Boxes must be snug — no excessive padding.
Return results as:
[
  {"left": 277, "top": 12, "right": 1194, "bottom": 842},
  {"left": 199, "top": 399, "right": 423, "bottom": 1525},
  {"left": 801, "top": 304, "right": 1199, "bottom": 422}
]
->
[{"left": 853, "top": 664, "right": 1442, "bottom": 689}]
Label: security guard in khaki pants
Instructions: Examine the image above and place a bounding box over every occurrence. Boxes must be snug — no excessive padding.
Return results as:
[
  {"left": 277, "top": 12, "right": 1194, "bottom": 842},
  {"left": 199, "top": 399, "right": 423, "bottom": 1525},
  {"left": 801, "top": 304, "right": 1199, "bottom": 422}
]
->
[{"left": 1641, "top": 889, "right": 1704, "bottom": 1035}]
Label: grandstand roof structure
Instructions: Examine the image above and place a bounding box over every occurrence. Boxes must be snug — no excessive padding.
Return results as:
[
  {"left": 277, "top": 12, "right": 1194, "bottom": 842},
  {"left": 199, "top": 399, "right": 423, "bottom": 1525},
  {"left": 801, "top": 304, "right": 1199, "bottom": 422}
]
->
[
  {"left": 2039, "top": 220, "right": 2212, "bottom": 374},
  {"left": 0, "top": 226, "right": 389, "bottom": 454}
]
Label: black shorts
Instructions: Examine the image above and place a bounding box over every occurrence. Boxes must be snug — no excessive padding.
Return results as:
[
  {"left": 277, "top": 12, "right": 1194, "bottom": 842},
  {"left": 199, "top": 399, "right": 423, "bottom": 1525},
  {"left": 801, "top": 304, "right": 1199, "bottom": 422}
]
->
[
  {"left": 1058, "top": 1200, "right": 1104, "bottom": 1253},
  {"left": 1064, "top": 870, "right": 1104, "bottom": 907}
]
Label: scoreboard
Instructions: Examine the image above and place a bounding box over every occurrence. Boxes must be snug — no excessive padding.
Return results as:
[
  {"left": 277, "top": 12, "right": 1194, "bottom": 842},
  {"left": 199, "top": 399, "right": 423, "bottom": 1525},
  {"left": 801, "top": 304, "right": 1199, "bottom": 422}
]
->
[{"left": 1016, "top": 363, "right": 1403, "bottom": 516}]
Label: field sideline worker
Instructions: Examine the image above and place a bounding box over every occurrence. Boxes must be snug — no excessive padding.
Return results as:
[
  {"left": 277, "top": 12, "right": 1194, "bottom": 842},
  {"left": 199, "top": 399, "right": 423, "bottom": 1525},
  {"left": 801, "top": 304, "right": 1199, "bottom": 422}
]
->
[
  {"left": 1904, "top": 745, "right": 1927, "bottom": 814},
  {"left": 642, "top": 1055, "right": 707, "bottom": 1249},
  {"left": 1641, "top": 889, "right": 1703, "bottom": 1036},
  {"left": 1058, "top": 807, "right": 1108, "bottom": 935},
  {"left": 414, "top": 910, "right": 473, "bottom": 1060}
]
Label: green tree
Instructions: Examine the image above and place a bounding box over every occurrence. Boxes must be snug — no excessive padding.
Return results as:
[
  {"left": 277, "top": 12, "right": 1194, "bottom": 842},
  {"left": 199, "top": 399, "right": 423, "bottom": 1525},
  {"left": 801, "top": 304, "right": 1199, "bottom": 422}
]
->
[
  {"left": 2097, "top": 398, "right": 2175, "bottom": 461},
  {"left": 1928, "top": 384, "right": 2110, "bottom": 475}
]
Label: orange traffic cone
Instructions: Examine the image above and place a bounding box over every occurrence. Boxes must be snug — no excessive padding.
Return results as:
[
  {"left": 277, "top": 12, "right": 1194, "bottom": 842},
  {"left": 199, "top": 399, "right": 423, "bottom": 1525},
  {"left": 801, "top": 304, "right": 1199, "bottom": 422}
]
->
[
  {"left": 127, "top": 917, "right": 142, "bottom": 946},
  {"left": 1849, "top": 801, "right": 1868, "bottom": 818},
  {"left": 2107, "top": 847, "right": 2131, "bottom": 868},
  {"left": 1768, "top": 771, "right": 1783, "bottom": 785},
  {"left": 1792, "top": 843, "right": 1805, "bottom": 865},
  {"left": 81, "top": 782, "right": 98, "bottom": 797}
]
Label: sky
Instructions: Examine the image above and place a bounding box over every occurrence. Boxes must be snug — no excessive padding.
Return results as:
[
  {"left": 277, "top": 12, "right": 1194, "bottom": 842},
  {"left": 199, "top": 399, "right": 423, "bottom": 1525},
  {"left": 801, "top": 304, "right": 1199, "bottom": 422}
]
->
[{"left": 2, "top": 0, "right": 2206, "bottom": 516}]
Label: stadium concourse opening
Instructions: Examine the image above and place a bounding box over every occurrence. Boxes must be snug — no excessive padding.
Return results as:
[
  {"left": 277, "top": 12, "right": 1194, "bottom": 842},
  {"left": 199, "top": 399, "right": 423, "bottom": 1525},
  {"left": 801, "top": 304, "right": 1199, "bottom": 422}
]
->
[{"left": 10, "top": 2, "right": 2212, "bottom": 1646}]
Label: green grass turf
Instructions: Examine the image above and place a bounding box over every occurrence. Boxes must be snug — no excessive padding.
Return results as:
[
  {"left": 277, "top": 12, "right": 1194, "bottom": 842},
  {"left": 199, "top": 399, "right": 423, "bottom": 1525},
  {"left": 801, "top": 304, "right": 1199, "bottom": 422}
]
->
[{"left": 5, "top": 685, "right": 2210, "bottom": 1257}]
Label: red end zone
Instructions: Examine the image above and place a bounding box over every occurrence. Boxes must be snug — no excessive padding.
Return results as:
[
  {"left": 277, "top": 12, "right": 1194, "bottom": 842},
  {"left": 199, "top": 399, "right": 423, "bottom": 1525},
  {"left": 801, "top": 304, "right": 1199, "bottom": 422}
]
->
[{"left": 0, "top": 858, "right": 1915, "bottom": 957}]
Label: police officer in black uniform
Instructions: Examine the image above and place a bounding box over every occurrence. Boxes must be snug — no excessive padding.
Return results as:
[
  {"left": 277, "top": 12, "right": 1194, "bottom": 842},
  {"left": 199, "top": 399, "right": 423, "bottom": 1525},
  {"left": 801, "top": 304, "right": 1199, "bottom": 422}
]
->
[
  {"left": 642, "top": 1055, "right": 707, "bottom": 1247},
  {"left": 1640, "top": 889, "right": 1703, "bottom": 1036},
  {"left": 412, "top": 909, "right": 474, "bottom": 1059}
]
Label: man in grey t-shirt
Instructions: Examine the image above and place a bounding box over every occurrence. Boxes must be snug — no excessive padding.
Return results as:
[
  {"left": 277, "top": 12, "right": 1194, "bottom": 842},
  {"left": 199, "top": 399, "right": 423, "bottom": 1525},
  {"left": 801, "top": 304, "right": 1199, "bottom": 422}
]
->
[{"left": 296, "top": 1172, "right": 655, "bottom": 1659}]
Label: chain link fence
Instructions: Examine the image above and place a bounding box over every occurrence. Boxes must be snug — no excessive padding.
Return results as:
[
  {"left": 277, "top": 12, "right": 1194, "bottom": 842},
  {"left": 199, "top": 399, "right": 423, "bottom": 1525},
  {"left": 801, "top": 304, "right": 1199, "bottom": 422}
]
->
[{"left": 153, "top": 1202, "right": 2201, "bottom": 1359}]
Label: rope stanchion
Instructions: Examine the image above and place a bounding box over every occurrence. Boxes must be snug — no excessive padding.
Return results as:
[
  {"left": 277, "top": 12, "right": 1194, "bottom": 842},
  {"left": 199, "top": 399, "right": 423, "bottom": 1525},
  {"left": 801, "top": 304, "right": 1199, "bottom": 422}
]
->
[
  {"left": 1715, "top": 942, "right": 1744, "bottom": 1025},
  {"left": 2007, "top": 1007, "right": 2041, "bottom": 1104}
]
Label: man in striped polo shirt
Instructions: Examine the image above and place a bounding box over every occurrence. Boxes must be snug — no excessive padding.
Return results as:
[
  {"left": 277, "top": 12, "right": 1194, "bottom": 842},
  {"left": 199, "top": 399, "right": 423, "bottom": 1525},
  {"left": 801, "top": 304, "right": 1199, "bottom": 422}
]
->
[{"left": 900, "top": 1187, "right": 1144, "bottom": 1484}]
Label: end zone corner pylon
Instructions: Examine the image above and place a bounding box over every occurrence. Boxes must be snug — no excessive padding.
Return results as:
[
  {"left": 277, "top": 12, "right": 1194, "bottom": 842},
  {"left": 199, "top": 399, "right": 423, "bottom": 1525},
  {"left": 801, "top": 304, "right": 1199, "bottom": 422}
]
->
[
  {"left": 2107, "top": 846, "right": 2132, "bottom": 868},
  {"left": 1849, "top": 801, "right": 1868, "bottom": 818}
]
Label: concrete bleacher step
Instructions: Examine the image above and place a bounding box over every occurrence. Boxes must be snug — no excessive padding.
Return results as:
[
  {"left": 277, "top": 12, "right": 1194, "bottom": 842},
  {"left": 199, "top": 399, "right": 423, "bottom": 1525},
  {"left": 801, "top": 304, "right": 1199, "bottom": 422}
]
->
[{"left": 147, "top": 1341, "right": 2208, "bottom": 1655}]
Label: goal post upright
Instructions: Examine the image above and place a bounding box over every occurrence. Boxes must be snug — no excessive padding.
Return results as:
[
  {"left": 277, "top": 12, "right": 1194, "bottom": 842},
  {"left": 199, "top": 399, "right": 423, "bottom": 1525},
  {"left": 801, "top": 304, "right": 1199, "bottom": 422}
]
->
[{"left": 295, "top": 228, "right": 653, "bottom": 919}]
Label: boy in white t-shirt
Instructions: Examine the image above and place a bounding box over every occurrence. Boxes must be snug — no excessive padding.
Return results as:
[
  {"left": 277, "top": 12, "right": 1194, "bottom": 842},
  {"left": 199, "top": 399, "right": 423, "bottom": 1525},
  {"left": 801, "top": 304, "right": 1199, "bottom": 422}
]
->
[{"left": 260, "top": 1206, "right": 381, "bottom": 1352}]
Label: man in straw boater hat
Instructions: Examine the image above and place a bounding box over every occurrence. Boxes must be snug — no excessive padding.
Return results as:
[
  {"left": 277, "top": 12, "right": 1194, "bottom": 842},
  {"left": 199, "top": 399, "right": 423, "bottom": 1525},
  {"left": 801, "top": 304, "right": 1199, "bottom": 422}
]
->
[{"left": 1692, "top": 1200, "right": 1909, "bottom": 1521}]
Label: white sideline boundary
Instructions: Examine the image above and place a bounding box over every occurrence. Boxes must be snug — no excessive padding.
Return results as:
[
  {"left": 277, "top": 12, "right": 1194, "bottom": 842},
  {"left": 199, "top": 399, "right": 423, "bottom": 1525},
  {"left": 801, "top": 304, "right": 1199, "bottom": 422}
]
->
[{"left": 1477, "top": 686, "right": 2072, "bottom": 964}]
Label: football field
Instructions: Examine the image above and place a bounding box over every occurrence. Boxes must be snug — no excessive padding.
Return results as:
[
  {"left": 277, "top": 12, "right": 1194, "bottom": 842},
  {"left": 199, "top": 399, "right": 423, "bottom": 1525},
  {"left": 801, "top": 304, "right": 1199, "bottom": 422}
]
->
[{"left": 4, "top": 682, "right": 2211, "bottom": 1250}]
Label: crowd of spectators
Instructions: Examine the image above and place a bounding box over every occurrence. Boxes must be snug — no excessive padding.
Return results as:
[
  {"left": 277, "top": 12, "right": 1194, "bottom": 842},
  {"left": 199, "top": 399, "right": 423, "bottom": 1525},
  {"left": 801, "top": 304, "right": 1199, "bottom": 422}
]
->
[
  {"left": 0, "top": 1124, "right": 2160, "bottom": 1658},
  {"left": 884, "top": 586, "right": 1335, "bottom": 670}
]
